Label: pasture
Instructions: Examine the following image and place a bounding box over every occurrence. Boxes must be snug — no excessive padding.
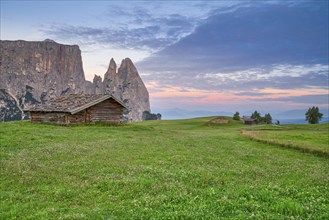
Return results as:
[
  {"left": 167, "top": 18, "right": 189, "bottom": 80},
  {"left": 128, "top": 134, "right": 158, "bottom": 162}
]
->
[{"left": 1, "top": 118, "right": 328, "bottom": 219}]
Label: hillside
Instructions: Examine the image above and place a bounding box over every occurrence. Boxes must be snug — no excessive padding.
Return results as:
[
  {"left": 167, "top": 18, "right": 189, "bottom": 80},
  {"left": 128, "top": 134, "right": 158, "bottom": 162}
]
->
[{"left": 1, "top": 118, "right": 328, "bottom": 219}]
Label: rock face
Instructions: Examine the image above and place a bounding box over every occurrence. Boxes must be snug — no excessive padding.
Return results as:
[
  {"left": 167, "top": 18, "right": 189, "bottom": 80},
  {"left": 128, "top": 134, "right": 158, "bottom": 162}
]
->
[
  {"left": 102, "top": 58, "right": 150, "bottom": 122},
  {"left": 0, "top": 40, "right": 150, "bottom": 122},
  {"left": 92, "top": 75, "right": 104, "bottom": 94},
  {"left": 0, "top": 89, "right": 24, "bottom": 121},
  {"left": 0, "top": 40, "right": 86, "bottom": 120}
]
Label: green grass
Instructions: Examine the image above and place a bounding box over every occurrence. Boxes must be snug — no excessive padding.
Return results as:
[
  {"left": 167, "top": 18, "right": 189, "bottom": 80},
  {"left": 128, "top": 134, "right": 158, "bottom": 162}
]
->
[
  {"left": 1, "top": 118, "right": 329, "bottom": 219},
  {"left": 242, "top": 123, "right": 329, "bottom": 157}
]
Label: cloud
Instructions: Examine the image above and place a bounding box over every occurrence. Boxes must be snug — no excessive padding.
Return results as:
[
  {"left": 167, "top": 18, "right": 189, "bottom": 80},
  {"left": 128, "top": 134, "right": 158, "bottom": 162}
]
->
[
  {"left": 139, "top": 1, "right": 328, "bottom": 72},
  {"left": 138, "top": 1, "right": 328, "bottom": 101},
  {"left": 40, "top": 1, "right": 255, "bottom": 53},
  {"left": 42, "top": 23, "right": 167, "bottom": 51},
  {"left": 140, "top": 64, "right": 328, "bottom": 92},
  {"left": 40, "top": 3, "right": 213, "bottom": 52},
  {"left": 254, "top": 94, "right": 329, "bottom": 105},
  {"left": 234, "top": 91, "right": 287, "bottom": 97}
]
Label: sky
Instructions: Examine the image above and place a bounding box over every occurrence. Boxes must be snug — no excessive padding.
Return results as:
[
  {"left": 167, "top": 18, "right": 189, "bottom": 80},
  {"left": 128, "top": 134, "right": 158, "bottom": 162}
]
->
[{"left": 1, "top": 0, "right": 328, "bottom": 117}]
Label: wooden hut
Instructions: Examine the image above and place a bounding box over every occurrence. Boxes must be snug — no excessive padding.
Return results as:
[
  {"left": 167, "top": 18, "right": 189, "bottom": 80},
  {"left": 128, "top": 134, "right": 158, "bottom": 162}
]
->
[
  {"left": 26, "top": 94, "right": 127, "bottom": 125},
  {"left": 242, "top": 116, "right": 256, "bottom": 125}
]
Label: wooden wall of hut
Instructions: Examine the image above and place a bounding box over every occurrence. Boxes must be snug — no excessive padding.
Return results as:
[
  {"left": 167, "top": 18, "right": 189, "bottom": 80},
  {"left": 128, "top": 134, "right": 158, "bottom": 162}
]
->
[
  {"left": 66, "top": 111, "right": 87, "bottom": 124},
  {"left": 30, "top": 112, "right": 68, "bottom": 124},
  {"left": 89, "top": 99, "right": 124, "bottom": 124}
]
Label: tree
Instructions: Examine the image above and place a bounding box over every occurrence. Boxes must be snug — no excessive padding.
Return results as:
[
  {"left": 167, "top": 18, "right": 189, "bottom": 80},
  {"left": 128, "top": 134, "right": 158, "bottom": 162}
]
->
[
  {"left": 305, "top": 106, "right": 323, "bottom": 124},
  {"left": 251, "top": 111, "right": 262, "bottom": 124},
  {"left": 143, "top": 111, "right": 162, "bottom": 120},
  {"left": 233, "top": 111, "right": 240, "bottom": 120},
  {"left": 264, "top": 113, "right": 272, "bottom": 124}
]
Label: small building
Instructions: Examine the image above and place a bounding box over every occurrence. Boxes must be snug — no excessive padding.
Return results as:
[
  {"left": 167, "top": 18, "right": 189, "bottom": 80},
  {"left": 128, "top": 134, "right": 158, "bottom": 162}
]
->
[
  {"left": 26, "top": 94, "right": 127, "bottom": 125},
  {"left": 243, "top": 116, "right": 256, "bottom": 125}
]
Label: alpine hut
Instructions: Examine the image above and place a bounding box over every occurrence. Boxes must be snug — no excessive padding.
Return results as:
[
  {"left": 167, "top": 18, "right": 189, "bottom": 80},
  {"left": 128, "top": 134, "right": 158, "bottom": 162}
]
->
[
  {"left": 242, "top": 116, "right": 257, "bottom": 125},
  {"left": 26, "top": 94, "right": 127, "bottom": 125}
]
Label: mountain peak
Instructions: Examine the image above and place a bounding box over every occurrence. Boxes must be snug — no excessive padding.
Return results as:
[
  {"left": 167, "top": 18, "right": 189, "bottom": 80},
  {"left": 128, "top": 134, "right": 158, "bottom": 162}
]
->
[
  {"left": 119, "top": 58, "right": 137, "bottom": 75},
  {"left": 108, "top": 58, "right": 117, "bottom": 75},
  {"left": 43, "top": 39, "right": 56, "bottom": 43}
]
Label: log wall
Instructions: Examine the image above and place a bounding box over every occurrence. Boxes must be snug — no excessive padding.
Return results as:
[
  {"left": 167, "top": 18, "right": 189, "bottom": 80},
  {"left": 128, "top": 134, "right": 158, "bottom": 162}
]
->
[
  {"left": 30, "top": 112, "right": 68, "bottom": 124},
  {"left": 67, "top": 111, "right": 87, "bottom": 124},
  {"left": 89, "top": 99, "right": 124, "bottom": 124}
]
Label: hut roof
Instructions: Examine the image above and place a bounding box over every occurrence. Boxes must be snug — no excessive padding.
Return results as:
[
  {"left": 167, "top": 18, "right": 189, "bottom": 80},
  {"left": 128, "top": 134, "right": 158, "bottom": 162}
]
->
[
  {"left": 27, "top": 94, "right": 127, "bottom": 114},
  {"left": 242, "top": 116, "right": 256, "bottom": 122}
]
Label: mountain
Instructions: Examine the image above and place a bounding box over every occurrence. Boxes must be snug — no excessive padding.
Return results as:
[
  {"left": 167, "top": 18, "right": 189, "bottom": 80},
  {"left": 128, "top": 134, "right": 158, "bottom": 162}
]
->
[
  {"left": 0, "top": 40, "right": 150, "bottom": 122},
  {"left": 272, "top": 109, "right": 329, "bottom": 124},
  {"left": 276, "top": 117, "right": 329, "bottom": 124},
  {"left": 101, "top": 58, "right": 150, "bottom": 122},
  {"left": 274, "top": 108, "right": 328, "bottom": 119},
  {"left": 153, "top": 108, "right": 232, "bottom": 120}
]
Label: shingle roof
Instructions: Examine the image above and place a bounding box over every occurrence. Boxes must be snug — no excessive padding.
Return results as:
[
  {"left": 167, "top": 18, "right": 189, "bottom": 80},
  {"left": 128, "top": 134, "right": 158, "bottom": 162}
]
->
[
  {"left": 243, "top": 116, "right": 256, "bottom": 122},
  {"left": 26, "top": 94, "right": 126, "bottom": 114}
]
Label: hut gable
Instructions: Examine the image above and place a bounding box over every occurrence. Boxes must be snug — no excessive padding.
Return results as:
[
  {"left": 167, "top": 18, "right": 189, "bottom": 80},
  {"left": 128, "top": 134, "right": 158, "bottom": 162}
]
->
[{"left": 27, "top": 94, "right": 127, "bottom": 124}]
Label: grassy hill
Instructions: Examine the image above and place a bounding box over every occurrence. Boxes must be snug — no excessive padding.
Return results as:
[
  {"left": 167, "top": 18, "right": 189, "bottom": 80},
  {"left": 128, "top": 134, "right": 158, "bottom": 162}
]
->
[{"left": 1, "top": 118, "right": 328, "bottom": 219}]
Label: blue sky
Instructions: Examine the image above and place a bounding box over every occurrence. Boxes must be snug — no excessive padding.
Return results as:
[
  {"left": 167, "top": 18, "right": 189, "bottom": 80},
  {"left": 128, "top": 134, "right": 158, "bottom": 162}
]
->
[{"left": 1, "top": 0, "right": 328, "bottom": 116}]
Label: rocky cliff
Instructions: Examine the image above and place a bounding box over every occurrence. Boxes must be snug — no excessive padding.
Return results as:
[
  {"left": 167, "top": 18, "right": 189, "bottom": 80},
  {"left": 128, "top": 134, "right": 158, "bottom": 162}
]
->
[
  {"left": 0, "top": 40, "right": 150, "bottom": 122},
  {"left": 102, "top": 58, "right": 150, "bottom": 122}
]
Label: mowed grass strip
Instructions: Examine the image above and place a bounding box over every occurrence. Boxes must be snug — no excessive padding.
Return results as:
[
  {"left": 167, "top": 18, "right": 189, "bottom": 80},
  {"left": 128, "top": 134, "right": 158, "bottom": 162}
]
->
[
  {"left": 1, "top": 119, "right": 329, "bottom": 219},
  {"left": 242, "top": 123, "right": 329, "bottom": 157}
]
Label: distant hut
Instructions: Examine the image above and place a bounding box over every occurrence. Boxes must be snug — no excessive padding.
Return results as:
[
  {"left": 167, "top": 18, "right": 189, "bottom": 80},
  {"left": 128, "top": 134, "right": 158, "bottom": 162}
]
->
[
  {"left": 243, "top": 116, "right": 256, "bottom": 125},
  {"left": 26, "top": 94, "right": 127, "bottom": 125}
]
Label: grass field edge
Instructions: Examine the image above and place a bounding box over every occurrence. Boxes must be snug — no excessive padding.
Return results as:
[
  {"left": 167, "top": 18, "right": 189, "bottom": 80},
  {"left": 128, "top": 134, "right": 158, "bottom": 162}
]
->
[{"left": 241, "top": 130, "right": 329, "bottom": 158}]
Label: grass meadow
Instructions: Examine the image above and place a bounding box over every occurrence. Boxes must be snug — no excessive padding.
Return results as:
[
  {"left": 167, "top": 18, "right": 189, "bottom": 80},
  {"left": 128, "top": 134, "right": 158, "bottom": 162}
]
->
[
  {"left": 242, "top": 123, "right": 329, "bottom": 157},
  {"left": 1, "top": 117, "right": 328, "bottom": 219}
]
